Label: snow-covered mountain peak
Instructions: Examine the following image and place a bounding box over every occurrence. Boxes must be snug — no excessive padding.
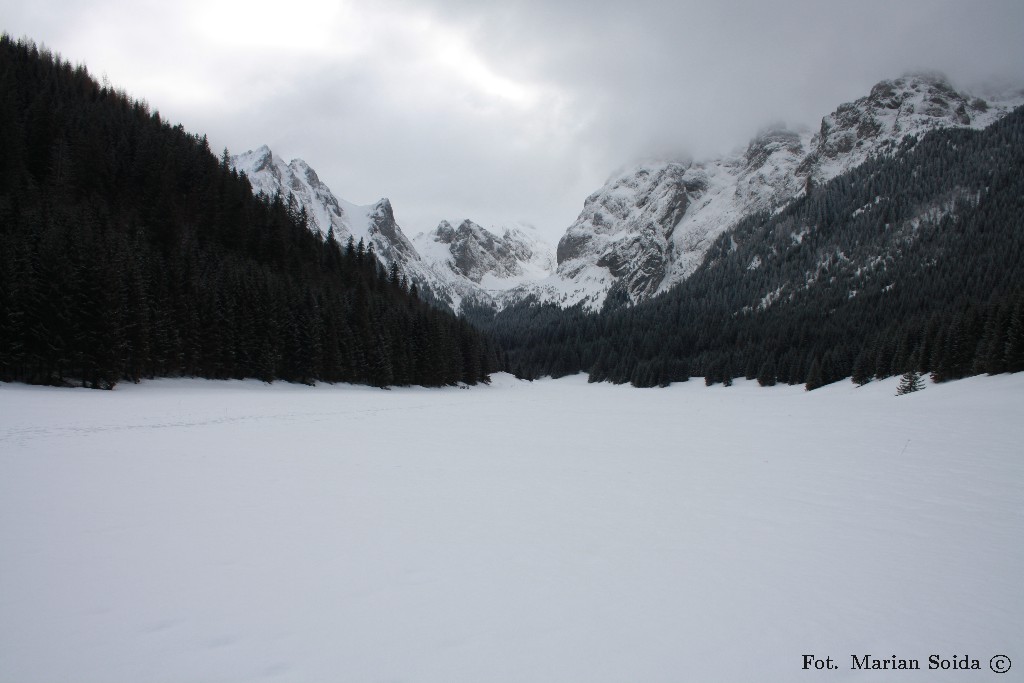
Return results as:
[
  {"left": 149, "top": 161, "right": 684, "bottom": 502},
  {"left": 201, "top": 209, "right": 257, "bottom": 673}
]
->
[
  {"left": 232, "top": 147, "right": 347, "bottom": 237},
  {"left": 517, "top": 73, "right": 1023, "bottom": 311},
  {"left": 365, "top": 198, "right": 420, "bottom": 264},
  {"left": 369, "top": 197, "right": 395, "bottom": 222},
  {"left": 799, "top": 73, "right": 1019, "bottom": 183},
  {"left": 536, "top": 161, "right": 710, "bottom": 308},
  {"left": 229, "top": 72, "right": 1023, "bottom": 315},
  {"left": 233, "top": 145, "right": 280, "bottom": 182},
  {"left": 287, "top": 157, "right": 324, "bottom": 190},
  {"left": 232, "top": 147, "right": 412, "bottom": 250},
  {"left": 563, "top": 161, "right": 705, "bottom": 257},
  {"left": 413, "top": 219, "right": 555, "bottom": 292},
  {"left": 231, "top": 146, "right": 419, "bottom": 270},
  {"left": 743, "top": 126, "right": 806, "bottom": 173},
  {"left": 231, "top": 147, "right": 556, "bottom": 313}
]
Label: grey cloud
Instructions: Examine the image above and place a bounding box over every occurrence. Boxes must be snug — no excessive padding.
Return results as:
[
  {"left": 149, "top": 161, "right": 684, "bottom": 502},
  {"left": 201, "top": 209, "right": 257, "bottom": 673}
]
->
[{"left": 5, "top": 0, "right": 1024, "bottom": 243}]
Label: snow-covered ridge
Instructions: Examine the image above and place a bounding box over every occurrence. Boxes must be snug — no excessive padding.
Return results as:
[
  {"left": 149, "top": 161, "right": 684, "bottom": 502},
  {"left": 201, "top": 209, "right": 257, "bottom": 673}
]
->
[
  {"left": 230, "top": 147, "right": 555, "bottom": 312},
  {"left": 231, "top": 145, "right": 387, "bottom": 248},
  {"left": 799, "top": 72, "right": 1019, "bottom": 183},
  {"left": 231, "top": 73, "right": 1022, "bottom": 313},
  {"left": 510, "top": 73, "right": 1024, "bottom": 311},
  {"left": 413, "top": 219, "right": 555, "bottom": 292}
]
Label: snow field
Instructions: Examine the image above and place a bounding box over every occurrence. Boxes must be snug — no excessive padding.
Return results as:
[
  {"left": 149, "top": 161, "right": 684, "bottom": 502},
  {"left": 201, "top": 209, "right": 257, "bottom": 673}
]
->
[{"left": 1, "top": 373, "right": 1022, "bottom": 682}]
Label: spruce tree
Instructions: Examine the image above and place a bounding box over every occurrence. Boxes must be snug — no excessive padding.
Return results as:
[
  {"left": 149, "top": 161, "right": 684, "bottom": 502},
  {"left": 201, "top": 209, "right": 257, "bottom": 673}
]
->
[
  {"left": 756, "top": 357, "right": 777, "bottom": 387},
  {"left": 851, "top": 348, "right": 873, "bottom": 386},
  {"left": 896, "top": 370, "right": 925, "bottom": 395},
  {"left": 804, "top": 357, "right": 824, "bottom": 391}
]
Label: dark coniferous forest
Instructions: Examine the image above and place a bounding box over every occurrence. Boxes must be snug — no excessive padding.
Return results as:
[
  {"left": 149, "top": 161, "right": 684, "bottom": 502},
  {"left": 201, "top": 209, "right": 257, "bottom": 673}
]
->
[
  {"left": 471, "top": 106, "right": 1024, "bottom": 388},
  {"left": 2, "top": 34, "right": 1022, "bottom": 392},
  {"left": 0, "top": 36, "right": 497, "bottom": 388}
]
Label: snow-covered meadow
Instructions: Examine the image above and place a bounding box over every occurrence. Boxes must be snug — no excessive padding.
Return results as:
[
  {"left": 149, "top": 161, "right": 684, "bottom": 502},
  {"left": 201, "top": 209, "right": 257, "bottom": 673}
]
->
[{"left": 1, "top": 373, "right": 1022, "bottom": 682}]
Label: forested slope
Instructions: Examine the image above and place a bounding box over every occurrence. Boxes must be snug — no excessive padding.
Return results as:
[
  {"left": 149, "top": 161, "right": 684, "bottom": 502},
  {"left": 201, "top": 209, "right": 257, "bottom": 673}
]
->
[
  {"left": 0, "top": 36, "right": 496, "bottom": 388},
  {"left": 478, "top": 108, "right": 1024, "bottom": 388}
]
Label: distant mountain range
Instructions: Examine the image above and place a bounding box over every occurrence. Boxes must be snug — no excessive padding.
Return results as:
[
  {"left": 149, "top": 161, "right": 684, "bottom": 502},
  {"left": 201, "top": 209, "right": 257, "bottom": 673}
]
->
[
  {"left": 5, "top": 31, "right": 1023, "bottom": 391},
  {"left": 486, "top": 100, "right": 1024, "bottom": 386},
  {"left": 230, "top": 147, "right": 555, "bottom": 312},
  {"left": 233, "top": 72, "right": 1023, "bottom": 314},
  {"left": 8, "top": 32, "right": 1021, "bottom": 391}
]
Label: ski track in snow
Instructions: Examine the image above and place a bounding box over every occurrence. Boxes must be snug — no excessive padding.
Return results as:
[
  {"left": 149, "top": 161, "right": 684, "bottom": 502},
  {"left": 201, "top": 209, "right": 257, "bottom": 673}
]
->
[
  {"left": 0, "top": 397, "right": 458, "bottom": 449},
  {"left": 1, "top": 373, "right": 1022, "bottom": 683}
]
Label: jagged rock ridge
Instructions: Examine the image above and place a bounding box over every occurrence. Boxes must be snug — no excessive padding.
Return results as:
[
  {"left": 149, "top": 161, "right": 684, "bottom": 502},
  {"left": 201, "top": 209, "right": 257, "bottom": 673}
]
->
[
  {"left": 508, "top": 73, "right": 1023, "bottom": 311},
  {"left": 414, "top": 220, "right": 555, "bottom": 290},
  {"left": 230, "top": 147, "right": 555, "bottom": 312},
  {"left": 232, "top": 73, "right": 1022, "bottom": 313}
]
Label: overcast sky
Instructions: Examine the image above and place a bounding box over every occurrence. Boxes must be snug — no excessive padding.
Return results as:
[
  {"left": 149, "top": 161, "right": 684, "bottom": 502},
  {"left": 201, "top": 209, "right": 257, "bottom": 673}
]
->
[{"left": 7, "top": 0, "right": 1024, "bottom": 242}]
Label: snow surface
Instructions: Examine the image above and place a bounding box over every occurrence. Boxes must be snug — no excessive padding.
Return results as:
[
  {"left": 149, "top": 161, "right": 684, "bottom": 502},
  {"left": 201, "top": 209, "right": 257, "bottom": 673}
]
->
[{"left": 2, "top": 373, "right": 1022, "bottom": 682}]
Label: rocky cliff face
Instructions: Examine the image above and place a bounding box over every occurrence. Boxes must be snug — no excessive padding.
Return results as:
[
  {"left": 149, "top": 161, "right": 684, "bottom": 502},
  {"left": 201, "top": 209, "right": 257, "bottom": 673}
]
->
[
  {"left": 797, "top": 72, "right": 1005, "bottom": 183},
  {"left": 513, "top": 73, "right": 1023, "bottom": 311},
  {"left": 231, "top": 147, "right": 555, "bottom": 312},
  {"left": 415, "top": 220, "right": 554, "bottom": 286},
  {"left": 411, "top": 220, "right": 555, "bottom": 311},
  {"left": 231, "top": 74, "right": 1022, "bottom": 314},
  {"left": 232, "top": 146, "right": 456, "bottom": 306},
  {"left": 555, "top": 163, "right": 705, "bottom": 302}
]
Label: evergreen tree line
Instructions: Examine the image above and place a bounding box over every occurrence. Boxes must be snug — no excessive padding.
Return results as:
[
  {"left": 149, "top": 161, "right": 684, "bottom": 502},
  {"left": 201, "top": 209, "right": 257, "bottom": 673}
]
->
[
  {"left": 472, "top": 105, "right": 1024, "bottom": 389},
  {"left": 0, "top": 36, "right": 497, "bottom": 388}
]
